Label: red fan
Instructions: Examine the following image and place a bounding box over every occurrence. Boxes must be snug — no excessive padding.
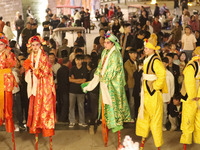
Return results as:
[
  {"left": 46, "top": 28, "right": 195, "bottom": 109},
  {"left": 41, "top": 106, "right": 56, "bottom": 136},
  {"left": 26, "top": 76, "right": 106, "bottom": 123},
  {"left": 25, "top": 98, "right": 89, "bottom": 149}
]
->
[{"left": 23, "top": 59, "right": 33, "bottom": 70}]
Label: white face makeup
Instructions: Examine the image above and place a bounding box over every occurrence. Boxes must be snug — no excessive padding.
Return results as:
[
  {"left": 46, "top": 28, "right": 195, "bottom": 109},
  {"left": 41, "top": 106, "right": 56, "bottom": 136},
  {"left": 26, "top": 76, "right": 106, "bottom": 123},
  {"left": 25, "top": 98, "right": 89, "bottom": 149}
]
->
[
  {"left": 31, "top": 41, "right": 41, "bottom": 53},
  {"left": 0, "top": 41, "right": 6, "bottom": 52}
]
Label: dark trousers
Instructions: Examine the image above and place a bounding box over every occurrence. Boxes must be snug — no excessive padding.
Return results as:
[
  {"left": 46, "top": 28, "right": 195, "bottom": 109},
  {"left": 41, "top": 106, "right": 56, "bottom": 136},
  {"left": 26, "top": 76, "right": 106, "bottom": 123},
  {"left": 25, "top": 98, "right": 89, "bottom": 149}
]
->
[
  {"left": 88, "top": 92, "right": 99, "bottom": 125},
  {"left": 75, "top": 20, "right": 81, "bottom": 27},
  {"left": 13, "top": 92, "right": 23, "bottom": 126},
  {"left": 17, "top": 30, "right": 22, "bottom": 43},
  {"left": 59, "top": 92, "right": 69, "bottom": 122},
  {"left": 20, "top": 86, "right": 29, "bottom": 122}
]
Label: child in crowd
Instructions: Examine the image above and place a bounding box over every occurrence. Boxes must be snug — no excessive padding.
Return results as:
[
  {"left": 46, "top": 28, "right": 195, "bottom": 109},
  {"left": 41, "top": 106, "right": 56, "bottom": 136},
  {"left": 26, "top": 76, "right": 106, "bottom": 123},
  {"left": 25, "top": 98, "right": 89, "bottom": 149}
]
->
[
  {"left": 168, "top": 94, "right": 182, "bottom": 131},
  {"left": 170, "top": 44, "right": 179, "bottom": 55}
]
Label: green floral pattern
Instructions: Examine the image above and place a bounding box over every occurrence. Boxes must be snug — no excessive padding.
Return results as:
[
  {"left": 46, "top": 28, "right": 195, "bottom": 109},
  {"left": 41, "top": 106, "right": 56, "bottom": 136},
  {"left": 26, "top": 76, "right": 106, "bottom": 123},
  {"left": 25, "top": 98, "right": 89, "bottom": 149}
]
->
[{"left": 95, "top": 47, "right": 131, "bottom": 132}]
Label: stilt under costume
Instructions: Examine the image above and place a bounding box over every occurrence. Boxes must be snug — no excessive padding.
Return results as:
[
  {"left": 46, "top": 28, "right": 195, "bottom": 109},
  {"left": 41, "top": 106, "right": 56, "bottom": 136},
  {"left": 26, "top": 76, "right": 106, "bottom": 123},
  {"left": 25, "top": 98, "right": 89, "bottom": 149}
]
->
[
  {"left": 24, "top": 36, "right": 56, "bottom": 150},
  {"left": 136, "top": 34, "right": 167, "bottom": 149},
  {"left": 0, "top": 33, "right": 17, "bottom": 150},
  {"left": 82, "top": 33, "right": 131, "bottom": 146},
  {"left": 180, "top": 47, "right": 200, "bottom": 148}
]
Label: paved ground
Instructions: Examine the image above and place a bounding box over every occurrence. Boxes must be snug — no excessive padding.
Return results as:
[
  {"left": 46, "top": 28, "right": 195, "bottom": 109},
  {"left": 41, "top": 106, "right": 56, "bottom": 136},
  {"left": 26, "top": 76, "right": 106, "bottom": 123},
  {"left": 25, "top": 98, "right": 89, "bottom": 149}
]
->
[
  {"left": 3, "top": 1, "right": 200, "bottom": 150},
  {"left": 0, "top": 123, "right": 200, "bottom": 150}
]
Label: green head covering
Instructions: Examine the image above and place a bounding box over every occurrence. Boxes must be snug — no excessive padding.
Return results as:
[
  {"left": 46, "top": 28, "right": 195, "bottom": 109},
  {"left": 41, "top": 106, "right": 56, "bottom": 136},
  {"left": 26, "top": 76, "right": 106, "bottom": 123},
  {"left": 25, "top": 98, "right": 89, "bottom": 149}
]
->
[{"left": 106, "top": 32, "right": 121, "bottom": 51}]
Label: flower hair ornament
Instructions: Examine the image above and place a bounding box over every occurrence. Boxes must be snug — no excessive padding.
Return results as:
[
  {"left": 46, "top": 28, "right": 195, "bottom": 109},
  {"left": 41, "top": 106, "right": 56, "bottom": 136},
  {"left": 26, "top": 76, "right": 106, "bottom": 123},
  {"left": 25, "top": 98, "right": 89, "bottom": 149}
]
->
[
  {"left": 105, "top": 31, "right": 111, "bottom": 38},
  {"left": 105, "top": 31, "right": 121, "bottom": 51},
  {"left": 143, "top": 38, "right": 148, "bottom": 46}
]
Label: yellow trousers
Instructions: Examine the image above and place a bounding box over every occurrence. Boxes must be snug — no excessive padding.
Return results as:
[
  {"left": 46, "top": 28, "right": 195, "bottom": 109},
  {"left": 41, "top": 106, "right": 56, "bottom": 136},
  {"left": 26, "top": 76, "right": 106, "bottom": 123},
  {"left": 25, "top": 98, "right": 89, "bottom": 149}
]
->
[
  {"left": 136, "top": 91, "right": 163, "bottom": 147},
  {"left": 180, "top": 100, "right": 200, "bottom": 144}
]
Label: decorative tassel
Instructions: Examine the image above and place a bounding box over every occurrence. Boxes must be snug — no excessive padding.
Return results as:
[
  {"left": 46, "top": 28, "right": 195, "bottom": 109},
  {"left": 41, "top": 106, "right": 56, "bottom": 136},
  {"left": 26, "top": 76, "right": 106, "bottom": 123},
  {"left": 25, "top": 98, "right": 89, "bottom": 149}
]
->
[
  {"left": 183, "top": 144, "right": 186, "bottom": 150},
  {"left": 49, "top": 136, "right": 52, "bottom": 150},
  {"left": 118, "top": 131, "right": 121, "bottom": 146},
  {"left": 140, "top": 137, "right": 145, "bottom": 150},
  {"left": 35, "top": 134, "right": 38, "bottom": 150},
  {"left": 12, "top": 132, "right": 16, "bottom": 150},
  {"left": 158, "top": 147, "right": 160, "bottom": 150}
]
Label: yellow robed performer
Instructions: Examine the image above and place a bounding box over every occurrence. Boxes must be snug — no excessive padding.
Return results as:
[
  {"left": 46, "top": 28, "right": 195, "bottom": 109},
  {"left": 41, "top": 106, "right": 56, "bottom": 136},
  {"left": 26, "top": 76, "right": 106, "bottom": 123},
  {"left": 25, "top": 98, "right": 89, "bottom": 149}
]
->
[
  {"left": 180, "top": 47, "right": 200, "bottom": 150},
  {"left": 136, "top": 33, "right": 167, "bottom": 150}
]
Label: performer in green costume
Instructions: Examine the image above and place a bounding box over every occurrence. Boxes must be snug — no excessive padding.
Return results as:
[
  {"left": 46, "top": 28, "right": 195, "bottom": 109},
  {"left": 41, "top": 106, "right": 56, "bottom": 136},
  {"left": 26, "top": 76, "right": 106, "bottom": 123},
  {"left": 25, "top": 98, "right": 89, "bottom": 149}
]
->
[{"left": 82, "top": 32, "right": 131, "bottom": 146}]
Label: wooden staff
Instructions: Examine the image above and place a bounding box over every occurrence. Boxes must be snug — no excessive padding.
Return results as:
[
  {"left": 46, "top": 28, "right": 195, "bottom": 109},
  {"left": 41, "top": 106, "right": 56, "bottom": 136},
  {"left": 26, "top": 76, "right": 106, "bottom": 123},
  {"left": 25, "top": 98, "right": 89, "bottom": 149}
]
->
[
  {"left": 140, "top": 137, "right": 145, "bottom": 150},
  {"left": 12, "top": 131, "right": 16, "bottom": 150},
  {"left": 183, "top": 144, "right": 186, "bottom": 150},
  {"left": 101, "top": 98, "right": 108, "bottom": 147},
  {"left": 49, "top": 136, "right": 52, "bottom": 150},
  {"left": 35, "top": 134, "right": 38, "bottom": 150},
  {"left": 118, "top": 131, "right": 121, "bottom": 147}
]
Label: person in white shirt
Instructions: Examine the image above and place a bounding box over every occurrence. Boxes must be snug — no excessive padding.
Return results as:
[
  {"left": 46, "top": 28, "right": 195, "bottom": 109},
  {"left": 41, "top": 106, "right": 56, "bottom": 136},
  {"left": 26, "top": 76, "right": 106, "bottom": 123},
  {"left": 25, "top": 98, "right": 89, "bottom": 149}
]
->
[
  {"left": 181, "top": 26, "right": 197, "bottom": 61},
  {"left": 3, "top": 21, "right": 15, "bottom": 41},
  {"left": 162, "top": 57, "right": 175, "bottom": 131},
  {"left": 74, "top": 10, "right": 81, "bottom": 27}
]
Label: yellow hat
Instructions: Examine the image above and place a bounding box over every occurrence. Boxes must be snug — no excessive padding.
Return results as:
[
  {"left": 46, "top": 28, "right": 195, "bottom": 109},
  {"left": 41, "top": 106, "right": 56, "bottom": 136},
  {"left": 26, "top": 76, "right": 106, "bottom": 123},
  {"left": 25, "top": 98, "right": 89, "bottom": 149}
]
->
[
  {"left": 144, "top": 33, "right": 160, "bottom": 51},
  {"left": 193, "top": 46, "right": 200, "bottom": 56}
]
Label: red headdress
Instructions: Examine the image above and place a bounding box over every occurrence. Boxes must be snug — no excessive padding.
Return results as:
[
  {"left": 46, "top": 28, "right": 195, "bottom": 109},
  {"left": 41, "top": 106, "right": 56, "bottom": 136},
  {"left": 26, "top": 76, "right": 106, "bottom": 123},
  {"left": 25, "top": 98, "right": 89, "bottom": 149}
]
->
[
  {"left": 26, "top": 36, "right": 46, "bottom": 52},
  {"left": 0, "top": 33, "right": 9, "bottom": 45}
]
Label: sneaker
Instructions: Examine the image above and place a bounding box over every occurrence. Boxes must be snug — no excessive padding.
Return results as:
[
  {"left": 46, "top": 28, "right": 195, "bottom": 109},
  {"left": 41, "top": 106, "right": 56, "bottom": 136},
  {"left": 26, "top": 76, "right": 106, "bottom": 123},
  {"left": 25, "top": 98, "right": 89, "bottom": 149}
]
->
[
  {"left": 130, "top": 119, "right": 135, "bottom": 123},
  {"left": 89, "top": 125, "right": 94, "bottom": 135},
  {"left": 162, "top": 126, "right": 167, "bottom": 131},
  {"left": 69, "top": 123, "right": 75, "bottom": 128},
  {"left": 19, "top": 125, "right": 26, "bottom": 131},
  {"left": 78, "top": 123, "right": 88, "bottom": 127},
  {"left": 170, "top": 126, "right": 177, "bottom": 131}
]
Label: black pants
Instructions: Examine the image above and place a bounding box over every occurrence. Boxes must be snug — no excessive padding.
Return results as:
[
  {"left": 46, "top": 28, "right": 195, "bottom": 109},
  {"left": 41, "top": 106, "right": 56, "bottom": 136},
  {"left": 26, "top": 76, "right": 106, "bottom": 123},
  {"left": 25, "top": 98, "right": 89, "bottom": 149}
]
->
[
  {"left": 13, "top": 92, "right": 23, "bottom": 126},
  {"left": 58, "top": 92, "right": 69, "bottom": 122},
  {"left": 17, "top": 30, "right": 22, "bottom": 43},
  {"left": 88, "top": 92, "right": 99, "bottom": 125},
  {"left": 75, "top": 20, "right": 81, "bottom": 27},
  {"left": 20, "top": 85, "right": 29, "bottom": 122}
]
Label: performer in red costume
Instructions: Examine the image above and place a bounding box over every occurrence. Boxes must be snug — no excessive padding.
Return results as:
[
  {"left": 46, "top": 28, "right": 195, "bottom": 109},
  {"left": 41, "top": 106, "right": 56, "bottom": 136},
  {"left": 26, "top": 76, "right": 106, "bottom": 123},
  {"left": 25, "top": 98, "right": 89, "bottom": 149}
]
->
[
  {"left": 24, "top": 36, "right": 56, "bottom": 150},
  {"left": 0, "top": 33, "right": 17, "bottom": 150}
]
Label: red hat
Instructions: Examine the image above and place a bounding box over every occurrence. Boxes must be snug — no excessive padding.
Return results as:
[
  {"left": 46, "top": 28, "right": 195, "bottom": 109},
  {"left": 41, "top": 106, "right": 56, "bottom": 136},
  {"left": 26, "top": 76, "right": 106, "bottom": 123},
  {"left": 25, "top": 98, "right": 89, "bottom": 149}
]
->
[
  {"left": 27, "top": 35, "right": 45, "bottom": 50},
  {"left": 0, "top": 33, "right": 9, "bottom": 45}
]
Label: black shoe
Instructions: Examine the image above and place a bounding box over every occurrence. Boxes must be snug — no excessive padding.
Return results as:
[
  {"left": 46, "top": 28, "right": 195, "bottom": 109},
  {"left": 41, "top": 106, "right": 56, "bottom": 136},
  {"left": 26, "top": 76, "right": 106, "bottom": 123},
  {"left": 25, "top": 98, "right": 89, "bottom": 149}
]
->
[{"left": 19, "top": 125, "right": 26, "bottom": 131}]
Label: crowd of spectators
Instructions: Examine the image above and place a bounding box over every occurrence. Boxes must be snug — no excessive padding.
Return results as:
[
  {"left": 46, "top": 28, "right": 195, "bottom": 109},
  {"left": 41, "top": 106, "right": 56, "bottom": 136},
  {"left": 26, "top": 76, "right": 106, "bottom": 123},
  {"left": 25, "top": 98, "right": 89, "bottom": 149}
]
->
[{"left": 0, "top": 2, "right": 200, "bottom": 134}]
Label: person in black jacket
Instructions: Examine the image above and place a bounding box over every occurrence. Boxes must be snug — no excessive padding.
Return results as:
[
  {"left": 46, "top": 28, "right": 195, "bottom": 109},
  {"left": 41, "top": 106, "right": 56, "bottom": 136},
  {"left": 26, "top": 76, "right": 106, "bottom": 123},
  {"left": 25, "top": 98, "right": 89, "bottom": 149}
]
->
[
  {"left": 154, "top": 3, "right": 160, "bottom": 17},
  {"left": 133, "top": 60, "right": 143, "bottom": 118},
  {"left": 168, "top": 94, "right": 182, "bottom": 131},
  {"left": 74, "top": 31, "right": 86, "bottom": 47},
  {"left": 15, "top": 15, "right": 24, "bottom": 43},
  {"left": 166, "top": 53, "right": 180, "bottom": 94},
  {"left": 88, "top": 67, "right": 100, "bottom": 134},
  {"left": 57, "top": 57, "right": 70, "bottom": 122}
]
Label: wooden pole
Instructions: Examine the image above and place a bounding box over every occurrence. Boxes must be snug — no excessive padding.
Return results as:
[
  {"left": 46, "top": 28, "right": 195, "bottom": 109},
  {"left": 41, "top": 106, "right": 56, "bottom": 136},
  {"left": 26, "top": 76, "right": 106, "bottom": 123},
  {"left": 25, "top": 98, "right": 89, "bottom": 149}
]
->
[
  {"left": 49, "top": 136, "right": 52, "bottom": 150},
  {"left": 35, "top": 134, "right": 38, "bottom": 150},
  {"left": 12, "top": 132, "right": 16, "bottom": 150},
  {"left": 118, "top": 131, "right": 121, "bottom": 147},
  {"left": 183, "top": 144, "right": 186, "bottom": 150},
  {"left": 140, "top": 137, "right": 145, "bottom": 150}
]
